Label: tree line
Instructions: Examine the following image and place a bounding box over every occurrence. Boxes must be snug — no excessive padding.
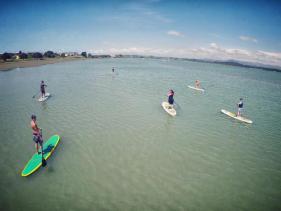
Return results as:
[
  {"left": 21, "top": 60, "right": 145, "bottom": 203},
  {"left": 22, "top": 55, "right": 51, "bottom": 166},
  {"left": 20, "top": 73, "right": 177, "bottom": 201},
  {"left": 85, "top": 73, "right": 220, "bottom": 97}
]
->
[{"left": 0, "top": 51, "right": 88, "bottom": 61}]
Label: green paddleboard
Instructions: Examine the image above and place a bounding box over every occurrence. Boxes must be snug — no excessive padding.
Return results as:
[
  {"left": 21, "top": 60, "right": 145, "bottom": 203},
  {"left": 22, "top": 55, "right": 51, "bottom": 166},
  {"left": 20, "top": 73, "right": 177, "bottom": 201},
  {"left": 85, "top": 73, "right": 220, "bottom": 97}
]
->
[{"left": 21, "top": 135, "right": 60, "bottom": 177}]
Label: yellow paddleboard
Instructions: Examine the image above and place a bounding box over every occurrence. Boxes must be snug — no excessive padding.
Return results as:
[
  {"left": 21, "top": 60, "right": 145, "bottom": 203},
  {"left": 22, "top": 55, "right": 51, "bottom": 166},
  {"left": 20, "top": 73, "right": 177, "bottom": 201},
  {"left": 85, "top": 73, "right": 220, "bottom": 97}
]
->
[
  {"left": 221, "top": 109, "right": 253, "bottom": 124},
  {"left": 162, "top": 102, "right": 176, "bottom": 116}
]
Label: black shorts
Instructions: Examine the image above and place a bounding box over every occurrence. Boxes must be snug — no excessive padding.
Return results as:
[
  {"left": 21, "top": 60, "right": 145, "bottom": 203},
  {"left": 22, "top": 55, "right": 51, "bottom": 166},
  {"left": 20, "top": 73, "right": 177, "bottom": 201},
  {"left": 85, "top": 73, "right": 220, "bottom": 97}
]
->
[{"left": 33, "top": 135, "right": 43, "bottom": 146}]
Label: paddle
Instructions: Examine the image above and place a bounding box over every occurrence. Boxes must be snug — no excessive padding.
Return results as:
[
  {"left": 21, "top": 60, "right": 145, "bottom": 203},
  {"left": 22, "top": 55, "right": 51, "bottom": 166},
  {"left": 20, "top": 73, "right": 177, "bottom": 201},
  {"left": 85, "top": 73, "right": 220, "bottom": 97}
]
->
[
  {"left": 32, "top": 91, "right": 40, "bottom": 98},
  {"left": 40, "top": 129, "right": 47, "bottom": 167}
]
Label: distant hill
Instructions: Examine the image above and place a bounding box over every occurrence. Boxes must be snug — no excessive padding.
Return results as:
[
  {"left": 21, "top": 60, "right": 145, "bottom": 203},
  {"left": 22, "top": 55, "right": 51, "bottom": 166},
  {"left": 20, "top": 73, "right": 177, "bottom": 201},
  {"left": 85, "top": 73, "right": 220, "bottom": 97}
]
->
[
  {"left": 114, "top": 54, "right": 281, "bottom": 73},
  {"left": 200, "top": 59, "right": 281, "bottom": 73}
]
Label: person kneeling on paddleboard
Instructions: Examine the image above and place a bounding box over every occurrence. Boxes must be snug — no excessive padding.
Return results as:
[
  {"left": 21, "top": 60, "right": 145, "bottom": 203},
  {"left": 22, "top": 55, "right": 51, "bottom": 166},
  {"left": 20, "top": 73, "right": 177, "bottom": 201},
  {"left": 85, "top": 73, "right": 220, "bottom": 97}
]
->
[
  {"left": 31, "top": 115, "right": 43, "bottom": 155},
  {"left": 167, "top": 89, "right": 174, "bottom": 108},
  {"left": 237, "top": 98, "right": 243, "bottom": 116},
  {"left": 195, "top": 80, "right": 200, "bottom": 88},
  {"left": 40, "top": 81, "right": 47, "bottom": 98}
]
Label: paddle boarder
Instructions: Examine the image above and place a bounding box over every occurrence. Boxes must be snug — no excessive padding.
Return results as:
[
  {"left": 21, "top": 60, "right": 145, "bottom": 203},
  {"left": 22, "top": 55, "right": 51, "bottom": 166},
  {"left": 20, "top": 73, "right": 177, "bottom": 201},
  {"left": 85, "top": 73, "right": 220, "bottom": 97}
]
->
[
  {"left": 40, "top": 81, "right": 47, "bottom": 98},
  {"left": 112, "top": 67, "right": 115, "bottom": 72},
  {"left": 237, "top": 98, "right": 243, "bottom": 116},
  {"left": 167, "top": 89, "right": 174, "bottom": 107},
  {"left": 30, "top": 115, "right": 43, "bottom": 154},
  {"left": 195, "top": 80, "right": 200, "bottom": 88}
]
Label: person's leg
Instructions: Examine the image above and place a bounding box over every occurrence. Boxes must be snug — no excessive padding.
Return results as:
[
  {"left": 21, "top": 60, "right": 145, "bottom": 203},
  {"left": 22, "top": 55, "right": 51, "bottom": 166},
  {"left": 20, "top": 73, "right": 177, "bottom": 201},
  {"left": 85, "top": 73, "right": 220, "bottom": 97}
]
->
[
  {"left": 34, "top": 135, "right": 43, "bottom": 154},
  {"left": 168, "top": 100, "right": 174, "bottom": 109},
  {"left": 168, "top": 100, "right": 172, "bottom": 108},
  {"left": 237, "top": 108, "right": 241, "bottom": 116},
  {"left": 33, "top": 135, "right": 38, "bottom": 153}
]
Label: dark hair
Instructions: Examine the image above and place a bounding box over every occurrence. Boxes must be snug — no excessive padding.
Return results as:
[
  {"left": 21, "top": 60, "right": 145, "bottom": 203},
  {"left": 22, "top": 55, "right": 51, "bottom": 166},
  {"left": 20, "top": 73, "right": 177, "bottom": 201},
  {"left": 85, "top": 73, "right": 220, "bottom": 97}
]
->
[{"left": 31, "top": 114, "right": 36, "bottom": 120}]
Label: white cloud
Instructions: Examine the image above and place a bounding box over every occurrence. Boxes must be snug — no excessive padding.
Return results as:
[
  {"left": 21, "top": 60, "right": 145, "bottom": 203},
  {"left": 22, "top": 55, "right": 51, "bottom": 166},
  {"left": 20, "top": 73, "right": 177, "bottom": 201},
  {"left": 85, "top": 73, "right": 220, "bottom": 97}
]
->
[
  {"left": 256, "top": 50, "right": 281, "bottom": 59},
  {"left": 167, "top": 30, "right": 184, "bottom": 37},
  {"left": 192, "top": 43, "right": 281, "bottom": 66},
  {"left": 90, "top": 43, "right": 281, "bottom": 67},
  {"left": 210, "top": 43, "right": 219, "bottom": 49},
  {"left": 239, "top": 36, "right": 258, "bottom": 43}
]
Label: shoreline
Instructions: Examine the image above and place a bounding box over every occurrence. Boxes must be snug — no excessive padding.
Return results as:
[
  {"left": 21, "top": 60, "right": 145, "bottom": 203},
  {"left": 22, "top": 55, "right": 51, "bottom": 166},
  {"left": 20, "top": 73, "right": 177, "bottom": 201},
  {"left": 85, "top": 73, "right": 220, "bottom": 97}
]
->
[
  {"left": 1, "top": 55, "right": 280, "bottom": 73},
  {"left": 0, "top": 57, "right": 86, "bottom": 71}
]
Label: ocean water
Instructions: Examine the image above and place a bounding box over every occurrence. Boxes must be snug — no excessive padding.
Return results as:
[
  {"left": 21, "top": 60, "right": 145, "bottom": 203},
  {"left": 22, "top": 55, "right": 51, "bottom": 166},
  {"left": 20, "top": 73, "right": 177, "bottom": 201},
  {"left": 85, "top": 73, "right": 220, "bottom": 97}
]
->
[{"left": 0, "top": 58, "right": 280, "bottom": 211}]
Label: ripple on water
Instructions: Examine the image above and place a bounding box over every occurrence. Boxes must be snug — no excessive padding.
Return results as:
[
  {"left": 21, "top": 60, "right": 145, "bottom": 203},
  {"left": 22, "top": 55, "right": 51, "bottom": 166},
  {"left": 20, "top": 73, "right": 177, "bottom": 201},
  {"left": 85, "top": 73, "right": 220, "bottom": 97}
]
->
[{"left": 0, "top": 58, "right": 280, "bottom": 211}]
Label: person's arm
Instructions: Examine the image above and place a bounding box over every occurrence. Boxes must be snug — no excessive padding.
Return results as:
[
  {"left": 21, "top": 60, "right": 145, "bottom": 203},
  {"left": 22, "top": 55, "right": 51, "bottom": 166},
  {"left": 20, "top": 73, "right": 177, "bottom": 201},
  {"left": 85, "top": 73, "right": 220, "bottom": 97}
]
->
[{"left": 35, "top": 125, "right": 40, "bottom": 134}]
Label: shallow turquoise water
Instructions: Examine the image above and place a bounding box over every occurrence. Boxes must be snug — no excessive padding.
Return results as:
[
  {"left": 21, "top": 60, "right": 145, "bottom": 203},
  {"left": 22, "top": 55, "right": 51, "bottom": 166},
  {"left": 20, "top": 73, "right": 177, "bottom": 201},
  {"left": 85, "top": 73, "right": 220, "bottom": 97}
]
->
[{"left": 0, "top": 58, "right": 280, "bottom": 211}]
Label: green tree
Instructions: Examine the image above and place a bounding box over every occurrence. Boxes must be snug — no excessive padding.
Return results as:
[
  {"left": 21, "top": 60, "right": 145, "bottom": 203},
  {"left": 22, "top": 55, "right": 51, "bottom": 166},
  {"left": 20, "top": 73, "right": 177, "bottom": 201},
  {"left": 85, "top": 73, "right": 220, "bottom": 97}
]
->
[
  {"left": 32, "top": 52, "right": 43, "bottom": 59},
  {"left": 19, "top": 52, "right": 28, "bottom": 59},
  {"left": 1, "top": 52, "right": 12, "bottom": 61},
  {"left": 81, "top": 52, "right": 87, "bottom": 58},
  {"left": 44, "top": 51, "right": 55, "bottom": 58}
]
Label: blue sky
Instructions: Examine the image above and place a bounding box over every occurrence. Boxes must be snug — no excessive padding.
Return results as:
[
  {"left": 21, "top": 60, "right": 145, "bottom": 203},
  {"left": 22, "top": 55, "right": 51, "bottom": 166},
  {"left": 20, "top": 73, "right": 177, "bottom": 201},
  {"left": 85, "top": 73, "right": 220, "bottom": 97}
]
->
[{"left": 1, "top": 0, "right": 281, "bottom": 65}]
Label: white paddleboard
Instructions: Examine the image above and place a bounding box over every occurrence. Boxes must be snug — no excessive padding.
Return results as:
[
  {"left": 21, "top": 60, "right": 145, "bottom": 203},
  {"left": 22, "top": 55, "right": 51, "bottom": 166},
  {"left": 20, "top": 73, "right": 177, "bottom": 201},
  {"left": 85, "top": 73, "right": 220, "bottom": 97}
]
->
[
  {"left": 38, "top": 93, "right": 51, "bottom": 102},
  {"left": 221, "top": 109, "right": 253, "bottom": 124},
  {"left": 162, "top": 102, "right": 176, "bottom": 116},
  {"left": 188, "top": 85, "right": 205, "bottom": 92}
]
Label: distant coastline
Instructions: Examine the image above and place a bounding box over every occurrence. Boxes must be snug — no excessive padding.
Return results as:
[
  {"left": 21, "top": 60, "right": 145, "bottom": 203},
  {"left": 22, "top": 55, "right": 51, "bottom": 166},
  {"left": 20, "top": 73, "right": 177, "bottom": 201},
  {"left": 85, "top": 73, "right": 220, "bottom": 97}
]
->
[
  {"left": 115, "top": 54, "right": 281, "bottom": 73},
  {"left": 0, "top": 57, "right": 87, "bottom": 71},
  {"left": 1, "top": 51, "right": 280, "bottom": 73}
]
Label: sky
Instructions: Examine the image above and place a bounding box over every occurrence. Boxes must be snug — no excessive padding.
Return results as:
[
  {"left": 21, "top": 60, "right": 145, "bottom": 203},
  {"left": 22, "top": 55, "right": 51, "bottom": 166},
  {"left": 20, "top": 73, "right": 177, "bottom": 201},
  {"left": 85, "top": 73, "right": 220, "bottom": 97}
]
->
[{"left": 1, "top": 0, "right": 281, "bottom": 66}]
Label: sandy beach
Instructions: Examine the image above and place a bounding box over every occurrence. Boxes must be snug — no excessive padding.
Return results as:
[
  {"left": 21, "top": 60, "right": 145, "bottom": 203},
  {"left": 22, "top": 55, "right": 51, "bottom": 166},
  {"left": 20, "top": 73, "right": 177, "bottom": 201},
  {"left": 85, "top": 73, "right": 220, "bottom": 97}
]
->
[{"left": 0, "top": 56, "right": 86, "bottom": 71}]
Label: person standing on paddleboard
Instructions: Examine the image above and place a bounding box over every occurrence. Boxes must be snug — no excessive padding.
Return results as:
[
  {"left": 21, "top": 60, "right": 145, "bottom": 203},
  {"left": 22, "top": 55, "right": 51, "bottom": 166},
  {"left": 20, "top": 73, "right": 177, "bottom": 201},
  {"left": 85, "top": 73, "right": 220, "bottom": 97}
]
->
[
  {"left": 237, "top": 98, "right": 243, "bottom": 116},
  {"left": 195, "top": 80, "right": 200, "bottom": 88},
  {"left": 40, "top": 81, "right": 47, "bottom": 98},
  {"left": 112, "top": 67, "right": 115, "bottom": 72},
  {"left": 31, "top": 115, "right": 43, "bottom": 154},
  {"left": 167, "top": 89, "right": 175, "bottom": 107}
]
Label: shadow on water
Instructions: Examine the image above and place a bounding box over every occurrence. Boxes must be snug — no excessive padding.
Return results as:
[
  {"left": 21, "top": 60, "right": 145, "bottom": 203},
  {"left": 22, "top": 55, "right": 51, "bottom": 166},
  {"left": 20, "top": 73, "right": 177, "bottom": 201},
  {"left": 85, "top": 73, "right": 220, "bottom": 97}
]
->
[
  {"left": 47, "top": 137, "right": 63, "bottom": 162},
  {"left": 41, "top": 101, "right": 48, "bottom": 110},
  {"left": 46, "top": 166, "right": 55, "bottom": 173},
  {"left": 174, "top": 101, "right": 181, "bottom": 111},
  {"left": 43, "top": 144, "right": 54, "bottom": 155},
  {"left": 163, "top": 113, "right": 177, "bottom": 133},
  {"left": 40, "top": 95, "right": 54, "bottom": 110}
]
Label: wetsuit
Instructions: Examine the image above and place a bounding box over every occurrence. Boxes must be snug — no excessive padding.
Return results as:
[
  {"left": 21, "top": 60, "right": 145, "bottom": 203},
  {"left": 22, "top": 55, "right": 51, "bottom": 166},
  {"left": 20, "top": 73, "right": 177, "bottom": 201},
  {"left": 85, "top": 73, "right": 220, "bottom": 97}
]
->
[
  {"left": 40, "top": 83, "right": 46, "bottom": 96},
  {"left": 168, "top": 92, "right": 174, "bottom": 105},
  {"left": 238, "top": 101, "right": 243, "bottom": 115}
]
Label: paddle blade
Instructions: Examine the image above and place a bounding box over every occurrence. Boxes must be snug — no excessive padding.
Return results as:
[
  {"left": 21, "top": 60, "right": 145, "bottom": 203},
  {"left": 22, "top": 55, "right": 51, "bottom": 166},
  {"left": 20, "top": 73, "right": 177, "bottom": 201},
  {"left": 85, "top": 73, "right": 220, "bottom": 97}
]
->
[{"left": 42, "top": 158, "right": 47, "bottom": 167}]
